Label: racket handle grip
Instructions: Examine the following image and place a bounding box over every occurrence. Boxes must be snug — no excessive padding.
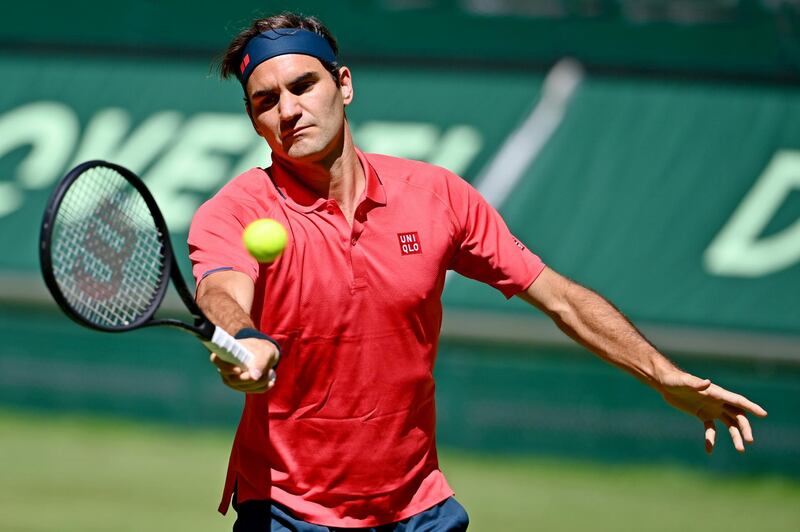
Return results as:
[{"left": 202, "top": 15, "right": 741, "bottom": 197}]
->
[{"left": 204, "top": 326, "right": 256, "bottom": 368}]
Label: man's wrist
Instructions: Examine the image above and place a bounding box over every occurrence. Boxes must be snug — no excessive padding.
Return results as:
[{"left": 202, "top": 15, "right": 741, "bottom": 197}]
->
[
  {"left": 649, "top": 356, "right": 681, "bottom": 389},
  {"left": 234, "top": 327, "right": 282, "bottom": 358}
]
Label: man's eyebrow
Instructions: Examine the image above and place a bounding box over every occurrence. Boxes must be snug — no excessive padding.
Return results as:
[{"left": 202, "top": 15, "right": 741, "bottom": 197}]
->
[
  {"left": 250, "top": 71, "right": 321, "bottom": 99},
  {"left": 289, "top": 71, "right": 320, "bottom": 87}
]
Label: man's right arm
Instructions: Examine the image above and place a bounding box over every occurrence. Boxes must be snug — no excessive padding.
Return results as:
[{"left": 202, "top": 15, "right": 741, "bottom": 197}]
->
[{"left": 196, "top": 270, "right": 279, "bottom": 393}]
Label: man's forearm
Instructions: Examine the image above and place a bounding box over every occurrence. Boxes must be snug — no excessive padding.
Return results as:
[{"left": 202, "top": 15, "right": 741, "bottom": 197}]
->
[
  {"left": 545, "top": 282, "right": 677, "bottom": 389},
  {"left": 197, "top": 288, "right": 255, "bottom": 335},
  {"left": 521, "top": 268, "right": 766, "bottom": 452}
]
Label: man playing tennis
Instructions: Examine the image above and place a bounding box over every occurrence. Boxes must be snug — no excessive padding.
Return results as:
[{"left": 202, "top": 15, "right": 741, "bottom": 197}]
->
[{"left": 188, "top": 12, "right": 767, "bottom": 532}]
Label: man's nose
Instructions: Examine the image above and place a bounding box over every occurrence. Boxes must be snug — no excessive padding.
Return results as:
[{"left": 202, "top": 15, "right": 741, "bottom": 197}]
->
[{"left": 278, "top": 93, "right": 301, "bottom": 121}]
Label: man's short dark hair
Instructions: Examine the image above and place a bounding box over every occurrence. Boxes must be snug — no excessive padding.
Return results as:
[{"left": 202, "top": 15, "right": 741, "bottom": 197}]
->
[{"left": 219, "top": 12, "right": 341, "bottom": 87}]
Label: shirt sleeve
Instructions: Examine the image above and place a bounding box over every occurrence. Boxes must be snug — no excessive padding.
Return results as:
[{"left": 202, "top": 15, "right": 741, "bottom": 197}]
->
[
  {"left": 187, "top": 197, "right": 259, "bottom": 286},
  {"left": 445, "top": 171, "right": 545, "bottom": 298}
]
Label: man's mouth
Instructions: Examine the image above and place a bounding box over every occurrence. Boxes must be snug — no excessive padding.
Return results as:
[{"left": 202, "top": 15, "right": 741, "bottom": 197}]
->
[{"left": 282, "top": 126, "right": 310, "bottom": 140}]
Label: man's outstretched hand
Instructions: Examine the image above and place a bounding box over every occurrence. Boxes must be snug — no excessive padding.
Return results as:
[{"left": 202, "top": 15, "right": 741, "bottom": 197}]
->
[
  {"left": 210, "top": 337, "right": 280, "bottom": 393},
  {"left": 657, "top": 371, "right": 767, "bottom": 454}
]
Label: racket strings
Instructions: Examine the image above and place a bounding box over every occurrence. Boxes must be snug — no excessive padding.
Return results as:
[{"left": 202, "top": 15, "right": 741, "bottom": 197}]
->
[{"left": 50, "top": 166, "right": 166, "bottom": 328}]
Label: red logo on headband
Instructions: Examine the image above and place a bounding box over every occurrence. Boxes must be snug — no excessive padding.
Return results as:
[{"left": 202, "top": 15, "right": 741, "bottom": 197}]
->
[{"left": 240, "top": 54, "right": 250, "bottom": 74}]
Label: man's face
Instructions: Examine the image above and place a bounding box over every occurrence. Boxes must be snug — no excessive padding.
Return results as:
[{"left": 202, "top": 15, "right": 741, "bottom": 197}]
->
[{"left": 245, "top": 54, "right": 353, "bottom": 163}]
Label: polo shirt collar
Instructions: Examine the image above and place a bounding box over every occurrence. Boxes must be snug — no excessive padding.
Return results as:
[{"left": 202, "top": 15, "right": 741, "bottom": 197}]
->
[
  {"left": 267, "top": 148, "right": 385, "bottom": 214},
  {"left": 357, "top": 148, "right": 387, "bottom": 208}
]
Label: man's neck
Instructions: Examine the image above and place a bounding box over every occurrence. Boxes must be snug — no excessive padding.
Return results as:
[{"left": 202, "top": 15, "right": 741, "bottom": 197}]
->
[{"left": 272, "top": 126, "right": 366, "bottom": 222}]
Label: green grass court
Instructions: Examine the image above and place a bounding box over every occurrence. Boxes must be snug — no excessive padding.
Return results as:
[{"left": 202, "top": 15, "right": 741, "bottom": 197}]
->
[{"left": 1, "top": 409, "right": 798, "bottom": 531}]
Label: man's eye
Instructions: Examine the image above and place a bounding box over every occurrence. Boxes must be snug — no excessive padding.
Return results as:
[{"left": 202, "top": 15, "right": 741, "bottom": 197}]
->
[
  {"left": 257, "top": 96, "right": 277, "bottom": 109},
  {"left": 292, "top": 83, "right": 312, "bottom": 94}
]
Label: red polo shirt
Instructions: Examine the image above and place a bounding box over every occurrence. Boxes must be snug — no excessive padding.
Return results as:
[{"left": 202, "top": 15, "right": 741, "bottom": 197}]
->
[{"left": 188, "top": 149, "right": 545, "bottom": 527}]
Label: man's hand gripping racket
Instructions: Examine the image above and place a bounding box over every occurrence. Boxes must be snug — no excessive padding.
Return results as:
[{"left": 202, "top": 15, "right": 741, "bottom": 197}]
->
[{"left": 39, "top": 160, "right": 277, "bottom": 387}]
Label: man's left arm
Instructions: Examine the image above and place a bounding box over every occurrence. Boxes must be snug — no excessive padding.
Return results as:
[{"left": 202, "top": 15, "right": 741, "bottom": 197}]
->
[{"left": 517, "top": 266, "right": 768, "bottom": 454}]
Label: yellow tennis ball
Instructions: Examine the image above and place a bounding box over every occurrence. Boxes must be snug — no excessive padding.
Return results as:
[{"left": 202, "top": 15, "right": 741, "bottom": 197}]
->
[{"left": 242, "top": 219, "right": 288, "bottom": 263}]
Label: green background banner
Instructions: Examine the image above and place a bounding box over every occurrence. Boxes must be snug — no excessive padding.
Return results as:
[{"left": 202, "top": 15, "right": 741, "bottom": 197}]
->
[
  {"left": 2, "top": 53, "right": 798, "bottom": 336},
  {"left": 445, "top": 77, "right": 800, "bottom": 335}
]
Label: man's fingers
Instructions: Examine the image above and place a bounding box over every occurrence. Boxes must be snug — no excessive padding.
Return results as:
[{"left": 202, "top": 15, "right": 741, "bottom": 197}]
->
[
  {"left": 727, "top": 394, "right": 767, "bottom": 418},
  {"left": 723, "top": 405, "right": 754, "bottom": 443},
  {"left": 737, "top": 413, "right": 754, "bottom": 444},
  {"left": 228, "top": 368, "right": 277, "bottom": 393},
  {"left": 708, "top": 385, "right": 768, "bottom": 417},
  {"left": 221, "top": 373, "right": 268, "bottom": 393},
  {"left": 211, "top": 349, "right": 277, "bottom": 393},
  {"left": 211, "top": 352, "right": 263, "bottom": 382},
  {"left": 704, "top": 420, "right": 716, "bottom": 454},
  {"left": 743, "top": 400, "right": 767, "bottom": 418},
  {"left": 238, "top": 369, "right": 268, "bottom": 383},
  {"left": 722, "top": 414, "right": 745, "bottom": 452},
  {"left": 244, "top": 366, "right": 263, "bottom": 380},
  {"left": 250, "top": 370, "right": 277, "bottom": 392}
]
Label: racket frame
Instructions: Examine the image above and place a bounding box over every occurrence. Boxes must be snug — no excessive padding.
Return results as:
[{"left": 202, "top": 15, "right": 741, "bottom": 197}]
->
[{"left": 40, "top": 160, "right": 211, "bottom": 340}]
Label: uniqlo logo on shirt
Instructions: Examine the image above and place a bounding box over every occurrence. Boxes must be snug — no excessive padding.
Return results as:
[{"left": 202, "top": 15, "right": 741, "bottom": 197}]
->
[{"left": 398, "top": 232, "right": 422, "bottom": 256}]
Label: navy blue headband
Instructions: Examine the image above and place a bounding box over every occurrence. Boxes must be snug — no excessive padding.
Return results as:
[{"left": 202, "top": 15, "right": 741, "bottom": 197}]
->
[{"left": 238, "top": 28, "right": 337, "bottom": 85}]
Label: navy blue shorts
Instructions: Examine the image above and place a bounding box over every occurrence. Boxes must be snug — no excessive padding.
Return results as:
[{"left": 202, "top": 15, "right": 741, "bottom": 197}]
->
[{"left": 232, "top": 496, "right": 469, "bottom": 531}]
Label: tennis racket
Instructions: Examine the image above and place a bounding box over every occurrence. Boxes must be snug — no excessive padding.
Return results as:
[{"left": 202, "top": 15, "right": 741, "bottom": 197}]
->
[{"left": 39, "top": 160, "right": 271, "bottom": 383}]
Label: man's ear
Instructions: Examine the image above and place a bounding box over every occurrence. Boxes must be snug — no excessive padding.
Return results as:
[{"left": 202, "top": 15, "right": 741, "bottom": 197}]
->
[{"left": 339, "top": 66, "right": 354, "bottom": 105}]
